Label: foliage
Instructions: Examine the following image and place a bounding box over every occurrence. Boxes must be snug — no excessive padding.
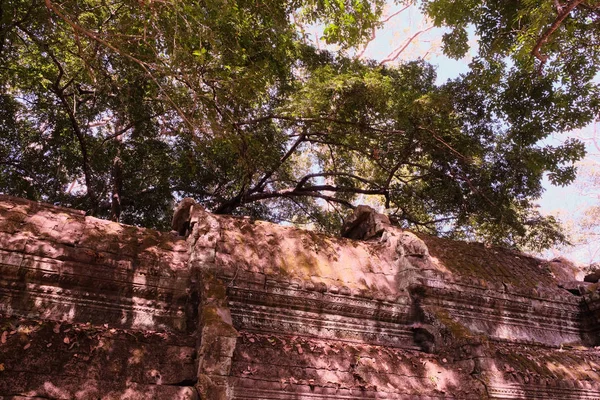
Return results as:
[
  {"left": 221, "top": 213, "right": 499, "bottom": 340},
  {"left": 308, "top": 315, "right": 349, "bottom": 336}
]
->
[
  {"left": 0, "top": 0, "right": 596, "bottom": 249},
  {"left": 542, "top": 159, "right": 600, "bottom": 264}
]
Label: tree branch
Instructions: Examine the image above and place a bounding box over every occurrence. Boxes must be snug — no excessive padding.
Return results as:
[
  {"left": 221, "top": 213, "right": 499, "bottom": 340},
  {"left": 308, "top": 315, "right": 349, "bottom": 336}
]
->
[
  {"left": 380, "top": 26, "right": 434, "bottom": 65},
  {"left": 418, "top": 125, "right": 468, "bottom": 160},
  {"left": 381, "top": 3, "right": 413, "bottom": 24},
  {"left": 43, "top": 0, "right": 198, "bottom": 132},
  {"left": 303, "top": 137, "right": 393, "bottom": 174},
  {"left": 249, "top": 134, "right": 305, "bottom": 194},
  {"left": 17, "top": 23, "right": 97, "bottom": 211},
  {"left": 0, "top": 161, "right": 42, "bottom": 187},
  {"left": 390, "top": 208, "right": 455, "bottom": 228},
  {"left": 299, "top": 185, "right": 387, "bottom": 195},
  {"left": 355, "top": 3, "right": 413, "bottom": 59},
  {"left": 242, "top": 190, "right": 356, "bottom": 209},
  {"left": 0, "top": 0, "right": 36, "bottom": 56},
  {"left": 295, "top": 172, "right": 381, "bottom": 191},
  {"left": 531, "top": 0, "right": 584, "bottom": 66},
  {"left": 97, "top": 113, "right": 161, "bottom": 147},
  {"left": 235, "top": 114, "right": 405, "bottom": 134}
]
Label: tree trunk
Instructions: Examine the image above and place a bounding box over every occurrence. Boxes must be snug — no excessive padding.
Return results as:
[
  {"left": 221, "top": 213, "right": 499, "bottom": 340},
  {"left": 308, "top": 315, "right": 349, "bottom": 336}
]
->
[{"left": 110, "top": 124, "right": 123, "bottom": 222}]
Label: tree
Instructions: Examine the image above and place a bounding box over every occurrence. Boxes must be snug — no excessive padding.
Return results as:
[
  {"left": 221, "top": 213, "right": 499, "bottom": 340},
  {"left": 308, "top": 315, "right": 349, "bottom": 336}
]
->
[
  {"left": 542, "top": 133, "right": 600, "bottom": 265},
  {"left": 0, "top": 0, "right": 595, "bottom": 249},
  {"left": 419, "top": 0, "right": 600, "bottom": 248}
]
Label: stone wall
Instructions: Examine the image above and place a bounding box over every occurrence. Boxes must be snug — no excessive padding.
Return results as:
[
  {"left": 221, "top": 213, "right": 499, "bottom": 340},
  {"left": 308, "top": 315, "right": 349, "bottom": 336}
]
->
[
  {"left": 0, "top": 196, "right": 196, "bottom": 399},
  {"left": 1, "top": 195, "right": 600, "bottom": 399}
]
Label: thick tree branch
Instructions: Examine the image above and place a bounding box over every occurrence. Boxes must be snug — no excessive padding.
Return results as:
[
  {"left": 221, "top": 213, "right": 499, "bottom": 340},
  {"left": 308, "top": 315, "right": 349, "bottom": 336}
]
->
[
  {"left": 249, "top": 134, "right": 306, "bottom": 194},
  {"left": 242, "top": 190, "right": 356, "bottom": 209},
  {"left": 532, "top": 0, "right": 584, "bottom": 66},
  {"left": 298, "top": 185, "right": 387, "bottom": 195},
  {"left": 216, "top": 179, "right": 385, "bottom": 215},
  {"left": 383, "top": 132, "right": 415, "bottom": 207},
  {"left": 295, "top": 172, "right": 380, "bottom": 191},
  {"left": 18, "top": 23, "right": 97, "bottom": 211}
]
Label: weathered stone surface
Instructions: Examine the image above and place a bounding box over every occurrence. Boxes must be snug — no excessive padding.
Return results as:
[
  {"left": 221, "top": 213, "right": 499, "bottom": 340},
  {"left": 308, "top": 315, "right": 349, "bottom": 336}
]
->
[
  {"left": 1, "top": 195, "right": 600, "bottom": 399},
  {"left": 0, "top": 195, "right": 197, "bottom": 399},
  {"left": 584, "top": 269, "right": 600, "bottom": 283},
  {"left": 0, "top": 315, "right": 197, "bottom": 399},
  {"left": 341, "top": 204, "right": 391, "bottom": 240}
]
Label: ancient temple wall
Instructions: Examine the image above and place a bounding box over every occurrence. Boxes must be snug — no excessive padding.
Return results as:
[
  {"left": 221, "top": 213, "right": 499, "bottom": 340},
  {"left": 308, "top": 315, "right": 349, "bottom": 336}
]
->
[
  {"left": 188, "top": 205, "right": 600, "bottom": 399},
  {"left": 583, "top": 292, "right": 600, "bottom": 345},
  {"left": 0, "top": 196, "right": 197, "bottom": 399},
  {"left": 1, "top": 195, "right": 600, "bottom": 399}
]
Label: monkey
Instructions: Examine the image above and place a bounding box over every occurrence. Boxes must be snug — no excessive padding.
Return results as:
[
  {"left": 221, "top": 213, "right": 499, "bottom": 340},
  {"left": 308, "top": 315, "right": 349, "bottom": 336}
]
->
[{"left": 171, "top": 197, "right": 196, "bottom": 236}]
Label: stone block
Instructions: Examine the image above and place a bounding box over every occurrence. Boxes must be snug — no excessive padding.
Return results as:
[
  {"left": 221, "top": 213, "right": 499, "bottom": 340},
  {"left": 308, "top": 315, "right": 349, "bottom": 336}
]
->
[
  {"left": 0, "top": 249, "right": 24, "bottom": 268},
  {"left": 341, "top": 205, "right": 390, "bottom": 240},
  {"left": 190, "top": 247, "right": 216, "bottom": 265}
]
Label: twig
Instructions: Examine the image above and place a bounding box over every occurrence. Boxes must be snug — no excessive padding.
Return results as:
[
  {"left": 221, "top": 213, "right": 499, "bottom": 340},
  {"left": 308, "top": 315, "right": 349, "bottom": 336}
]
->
[
  {"left": 227, "top": 267, "right": 240, "bottom": 288},
  {"left": 380, "top": 26, "right": 434, "bottom": 65},
  {"left": 418, "top": 125, "right": 468, "bottom": 160},
  {"left": 235, "top": 114, "right": 405, "bottom": 135},
  {"left": 357, "top": 2, "right": 415, "bottom": 59}
]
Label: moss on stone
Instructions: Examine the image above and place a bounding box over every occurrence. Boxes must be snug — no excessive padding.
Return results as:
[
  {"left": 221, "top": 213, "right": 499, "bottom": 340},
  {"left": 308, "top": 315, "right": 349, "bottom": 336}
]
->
[
  {"left": 201, "top": 272, "right": 227, "bottom": 300},
  {"left": 427, "top": 306, "right": 480, "bottom": 342},
  {"left": 200, "top": 306, "right": 237, "bottom": 337}
]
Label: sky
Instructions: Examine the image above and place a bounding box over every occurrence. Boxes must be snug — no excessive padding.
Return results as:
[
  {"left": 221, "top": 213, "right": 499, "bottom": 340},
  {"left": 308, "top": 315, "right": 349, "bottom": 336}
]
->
[{"left": 306, "top": 2, "right": 600, "bottom": 266}]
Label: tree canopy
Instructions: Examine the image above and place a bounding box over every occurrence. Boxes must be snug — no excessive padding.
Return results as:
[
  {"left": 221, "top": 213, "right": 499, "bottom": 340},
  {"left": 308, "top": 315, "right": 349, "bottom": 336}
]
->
[{"left": 1, "top": 0, "right": 598, "bottom": 250}]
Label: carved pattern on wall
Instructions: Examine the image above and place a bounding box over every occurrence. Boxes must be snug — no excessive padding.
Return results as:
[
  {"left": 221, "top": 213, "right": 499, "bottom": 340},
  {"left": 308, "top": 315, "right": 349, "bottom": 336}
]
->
[
  {"left": 226, "top": 286, "right": 411, "bottom": 322},
  {"left": 230, "top": 377, "right": 483, "bottom": 399},
  {"left": 488, "top": 384, "right": 600, "bottom": 400},
  {"left": 422, "top": 286, "right": 583, "bottom": 344},
  {"left": 0, "top": 244, "right": 190, "bottom": 330},
  {"left": 226, "top": 285, "right": 416, "bottom": 348},
  {"left": 223, "top": 273, "right": 585, "bottom": 348}
]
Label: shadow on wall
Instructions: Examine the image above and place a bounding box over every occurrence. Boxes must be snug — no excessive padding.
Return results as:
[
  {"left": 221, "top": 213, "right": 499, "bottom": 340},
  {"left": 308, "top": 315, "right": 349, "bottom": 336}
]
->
[
  {"left": 211, "top": 208, "right": 600, "bottom": 398},
  {"left": 0, "top": 196, "right": 200, "bottom": 398},
  {"left": 0, "top": 314, "right": 198, "bottom": 399},
  {"left": 0, "top": 196, "right": 194, "bottom": 331},
  {"left": 229, "top": 330, "right": 477, "bottom": 398},
  {"left": 212, "top": 215, "right": 481, "bottom": 397},
  {"left": 2, "top": 198, "right": 599, "bottom": 399}
]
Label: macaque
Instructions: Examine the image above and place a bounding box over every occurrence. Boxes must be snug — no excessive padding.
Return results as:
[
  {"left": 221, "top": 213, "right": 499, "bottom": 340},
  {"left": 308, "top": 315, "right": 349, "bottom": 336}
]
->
[{"left": 172, "top": 198, "right": 196, "bottom": 236}]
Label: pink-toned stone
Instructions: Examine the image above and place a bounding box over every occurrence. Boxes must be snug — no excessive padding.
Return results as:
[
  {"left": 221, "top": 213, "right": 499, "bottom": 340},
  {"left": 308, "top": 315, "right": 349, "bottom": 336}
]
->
[{"left": 1, "top": 196, "right": 600, "bottom": 399}]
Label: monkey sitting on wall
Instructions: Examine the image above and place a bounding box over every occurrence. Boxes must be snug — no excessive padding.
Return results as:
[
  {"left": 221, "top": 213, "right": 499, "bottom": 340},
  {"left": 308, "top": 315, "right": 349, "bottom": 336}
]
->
[{"left": 171, "top": 197, "right": 196, "bottom": 236}]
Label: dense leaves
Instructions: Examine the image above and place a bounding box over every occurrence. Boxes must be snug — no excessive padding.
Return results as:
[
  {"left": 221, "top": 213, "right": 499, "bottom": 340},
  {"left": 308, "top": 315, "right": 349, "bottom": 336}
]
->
[{"left": 0, "top": 0, "right": 596, "bottom": 250}]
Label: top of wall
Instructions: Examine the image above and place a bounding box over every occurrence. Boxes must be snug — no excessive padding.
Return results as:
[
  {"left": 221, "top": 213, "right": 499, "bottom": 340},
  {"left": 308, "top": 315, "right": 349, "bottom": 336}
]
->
[{"left": 191, "top": 204, "right": 581, "bottom": 304}]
